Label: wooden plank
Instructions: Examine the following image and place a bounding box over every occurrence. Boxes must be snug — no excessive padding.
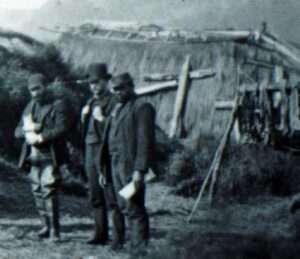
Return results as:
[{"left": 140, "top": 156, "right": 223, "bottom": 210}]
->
[
  {"left": 214, "top": 100, "right": 235, "bottom": 110},
  {"left": 143, "top": 68, "right": 215, "bottom": 82},
  {"left": 200, "top": 30, "right": 252, "bottom": 42},
  {"left": 169, "top": 55, "right": 191, "bottom": 138},
  {"left": 135, "top": 80, "right": 177, "bottom": 95},
  {"left": 233, "top": 118, "right": 241, "bottom": 143},
  {"left": 245, "top": 59, "right": 274, "bottom": 69},
  {"left": 260, "top": 34, "right": 300, "bottom": 68}
]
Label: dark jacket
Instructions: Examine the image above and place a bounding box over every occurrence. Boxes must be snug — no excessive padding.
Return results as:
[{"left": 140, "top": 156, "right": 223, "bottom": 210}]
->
[
  {"left": 81, "top": 91, "right": 116, "bottom": 144},
  {"left": 15, "top": 98, "right": 70, "bottom": 169},
  {"left": 100, "top": 96, "right": 156, "bottom": 182}
]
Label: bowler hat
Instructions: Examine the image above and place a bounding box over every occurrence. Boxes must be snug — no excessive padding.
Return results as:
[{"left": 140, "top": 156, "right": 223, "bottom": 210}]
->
[
  {"left": 87, "top": 63, "right": 111, "bottom": 83},
  {"left": 111, "top": 72, "right": 134, "bottom": 89},
  {"left": 28, "top": 73, "right": 45, "bottom": 89}
]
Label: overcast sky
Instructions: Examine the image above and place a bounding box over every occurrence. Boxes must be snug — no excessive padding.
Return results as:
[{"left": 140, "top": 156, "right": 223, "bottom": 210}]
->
[{"left": 0, "top": 0, "right": 48, "bottom": 9}]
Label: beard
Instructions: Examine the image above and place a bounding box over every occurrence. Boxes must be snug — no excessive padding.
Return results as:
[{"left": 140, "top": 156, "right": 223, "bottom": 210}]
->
[
  {"left": 116, "top": 93, "right": 131, "bottom": 103},
  {"left": 32, "top": 95, "right": 43, "bottom": 103}
]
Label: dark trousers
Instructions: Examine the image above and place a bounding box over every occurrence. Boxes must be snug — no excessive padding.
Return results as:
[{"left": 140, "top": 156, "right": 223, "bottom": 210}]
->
[
  {"left": 29, "top": 163, "right": 60, "bottom": 216},
  {"left": 109, "top": 153, "right": 149, "bottom": 248},
  {"left": 85, "top": 144, "right": 108, "bottom": 240},
  {"left": 28, "top": 162, "right": 60, "bottom": 234}
]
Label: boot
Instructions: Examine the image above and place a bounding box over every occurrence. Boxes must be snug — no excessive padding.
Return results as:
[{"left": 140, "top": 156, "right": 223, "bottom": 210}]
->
[
  {"left": 87, "top": 207, "right": 108, "bottom": 245},
  {"left": 111, "top": 208, "right": 125, "bottom": 251},
  {"left": 46, "top": 195, "right": 60, "bottom": 242},
  {"left": 38, "top": 215, "right": 50, "bottom": 238}
]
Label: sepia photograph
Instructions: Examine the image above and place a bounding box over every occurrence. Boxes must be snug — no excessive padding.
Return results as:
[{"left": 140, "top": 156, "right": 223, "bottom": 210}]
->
[{"left": 0, "top": 0, "right": 300, "bottom": 258}]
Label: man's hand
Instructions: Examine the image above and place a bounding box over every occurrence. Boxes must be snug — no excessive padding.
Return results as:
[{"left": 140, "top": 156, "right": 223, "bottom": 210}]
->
[
  {"left": 92, "top": 106, "right": 105, "bottom": 122},
  {"left": 25, "top": 132, "right": 43, "bottom": 145},
  {"left": 132, "top": 170, "right": 144, "bottom": 190},
  {"left": 99, "top": 174, "right": 107, "bottom": 188}
]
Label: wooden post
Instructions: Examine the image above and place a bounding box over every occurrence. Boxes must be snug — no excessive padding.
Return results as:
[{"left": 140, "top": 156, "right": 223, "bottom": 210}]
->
[
  {"left": 169, "top": 55, "right": 191, "bottom": 138},
  {"left": 208, "top": 63, "right": 241, "bottom": 202},
  {"left": 208, "top": 96, "right": 240, "bottom": 203}
]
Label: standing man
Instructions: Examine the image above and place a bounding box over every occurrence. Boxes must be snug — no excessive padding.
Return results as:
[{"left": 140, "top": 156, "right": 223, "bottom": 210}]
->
[
  {"left": 81, "top": 63, "right": 116, "bottom": 245},
  {"left": 15, "top": 73, "right": 71, "bottom": 241},
  {"left": 99, "top": 73, "right": 156, "bottom": 253}
]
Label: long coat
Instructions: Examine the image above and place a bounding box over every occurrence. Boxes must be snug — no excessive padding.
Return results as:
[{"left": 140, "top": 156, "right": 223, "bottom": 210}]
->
[
  {"left": 15, "top": 98, "right": 70, "bottom": 170},
  {"left": 100, "top": 96, "right": 156, "bottom": 182}
]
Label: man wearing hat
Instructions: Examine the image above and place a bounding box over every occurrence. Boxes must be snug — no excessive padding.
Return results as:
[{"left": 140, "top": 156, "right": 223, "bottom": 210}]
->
[
  {"left": 99, "top": 72, "right": 156, "bottom": 253},
  {"left": 81, "top": 63, "right": 116, "bottom": 245},
  {"left": 15, "top": 73, "right": 71, "bottom": 241}
]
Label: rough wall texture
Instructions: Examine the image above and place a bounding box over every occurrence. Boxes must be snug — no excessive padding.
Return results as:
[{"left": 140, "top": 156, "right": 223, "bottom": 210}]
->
[{"left": 56, "top": 34, "right": 300, "bottom": 146}]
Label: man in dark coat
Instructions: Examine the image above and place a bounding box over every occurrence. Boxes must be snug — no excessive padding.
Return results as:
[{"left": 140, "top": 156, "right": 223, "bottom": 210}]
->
[
  {"left": 81, "top": 63, "right": 116, "bottom": 245},
  {"left": 15, "top": 73, "right": 71, "bottom": 241},
  {"left": 99, "top": 73, "right": 156, "bottom": 252}
]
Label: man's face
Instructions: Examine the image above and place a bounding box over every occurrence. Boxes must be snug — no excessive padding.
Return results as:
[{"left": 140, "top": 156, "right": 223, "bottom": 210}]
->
[
  {"left": 112, "top": 84, "right": 134, "bottom": 103},
  {"left": 28, "top": 84, "right": 45, "bottom": 102},
  {"left": 90, "top": 79, "right": 108, "bottom": 97}
]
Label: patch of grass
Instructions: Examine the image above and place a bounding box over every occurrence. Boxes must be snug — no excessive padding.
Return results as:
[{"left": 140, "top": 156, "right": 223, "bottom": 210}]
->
[
  {"left": 145, "top": 229, "right": 300, "bottom": 259},
  {"left": 217, "top": 144, "right": 300, "bottom": 201}
]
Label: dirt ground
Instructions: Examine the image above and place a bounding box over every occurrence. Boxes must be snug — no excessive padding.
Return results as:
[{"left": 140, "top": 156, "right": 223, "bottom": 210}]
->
[{"left": 0, "top": 165, "right": 299, "bottom": 259}]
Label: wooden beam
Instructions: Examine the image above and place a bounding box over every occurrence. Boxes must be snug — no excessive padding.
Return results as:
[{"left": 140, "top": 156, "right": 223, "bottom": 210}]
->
[
  {"left": 214, "top": 100, "right": 235, "bottom": 110},
  {"left": 143, "top": 68, "right": 215, "bottom": 82},
  {"left": 200, "top": 30, "right": 252, "bottom": 42},
  {"left": 245, "top": 59, "right": 274, "bottom": 69},
  {"left": 260, "top": 34, "right": 300, "bottom": 68},
  {"left": 169, "top": 55, "right": 191, "bottom": 138},
  {"left": 135, "top": 80, "right": 177, "bottom": 95}
]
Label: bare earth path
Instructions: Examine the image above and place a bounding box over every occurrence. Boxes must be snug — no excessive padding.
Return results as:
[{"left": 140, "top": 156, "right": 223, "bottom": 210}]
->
[{"left": 0, "top": 167, "right": 298, "bottom": 259}]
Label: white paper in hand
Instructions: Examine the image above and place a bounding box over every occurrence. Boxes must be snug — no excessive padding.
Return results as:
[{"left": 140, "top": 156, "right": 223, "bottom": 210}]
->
[
  {"left": 145, "top": 168, "right": 156, "bottom": 182},
  {"left": 119, "top": 168, "right": 156, "bottom": 200},
  {"left": 23, "top": 114, "right": 35, "bottom": 132},
  {"left": 119, "top": 182, "right": 136, "bottom": 200}
]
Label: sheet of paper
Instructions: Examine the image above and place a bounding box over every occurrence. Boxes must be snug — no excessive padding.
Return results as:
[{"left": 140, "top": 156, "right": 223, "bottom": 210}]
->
[{"left": 119, "top": 181, "right": 136, "bottom": 200}]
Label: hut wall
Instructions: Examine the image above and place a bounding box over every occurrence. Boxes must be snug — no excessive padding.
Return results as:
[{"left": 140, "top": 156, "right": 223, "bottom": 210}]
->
[
  {"left": 56, "top": 34, "right": 237, "bottom": 144},
  {"left": 56, "top": 34, "right": 300, "bottom": 145}
]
